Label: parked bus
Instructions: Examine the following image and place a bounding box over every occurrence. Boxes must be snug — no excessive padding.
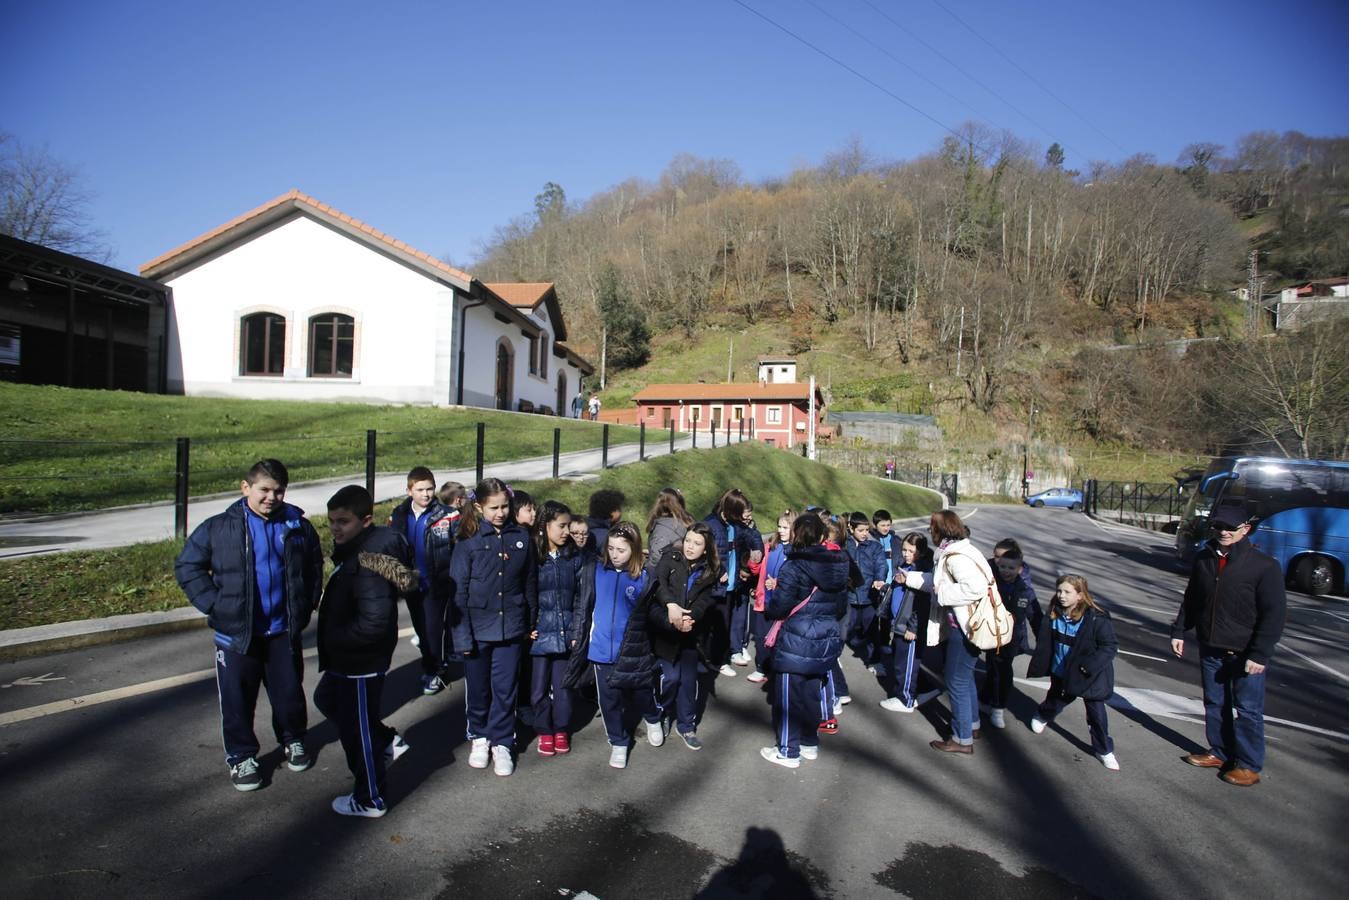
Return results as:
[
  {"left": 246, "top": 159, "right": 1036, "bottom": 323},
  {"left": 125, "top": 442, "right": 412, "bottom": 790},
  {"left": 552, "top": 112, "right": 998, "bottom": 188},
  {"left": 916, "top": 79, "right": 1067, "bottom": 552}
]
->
[{"left": 1175, "top": 456, "right": 1349, "bottom": 595}]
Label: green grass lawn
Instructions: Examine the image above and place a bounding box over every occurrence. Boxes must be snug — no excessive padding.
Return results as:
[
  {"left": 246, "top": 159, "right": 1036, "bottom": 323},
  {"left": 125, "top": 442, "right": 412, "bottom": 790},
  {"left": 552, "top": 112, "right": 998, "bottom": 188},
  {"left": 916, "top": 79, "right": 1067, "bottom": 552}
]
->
[
  {"left": 0, "top": 383, "right": 642, "bottom": 514},
  {"left": 0, "top": 441, "right": 940, "bottom": 630}
]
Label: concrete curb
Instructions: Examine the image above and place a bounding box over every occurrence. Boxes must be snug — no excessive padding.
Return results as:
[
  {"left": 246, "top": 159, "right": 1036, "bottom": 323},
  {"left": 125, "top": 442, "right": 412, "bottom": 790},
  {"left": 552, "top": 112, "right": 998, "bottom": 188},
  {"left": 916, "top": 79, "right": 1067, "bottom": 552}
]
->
[{"left": 0, "top": 606, "right": 206, "bottom": 661}]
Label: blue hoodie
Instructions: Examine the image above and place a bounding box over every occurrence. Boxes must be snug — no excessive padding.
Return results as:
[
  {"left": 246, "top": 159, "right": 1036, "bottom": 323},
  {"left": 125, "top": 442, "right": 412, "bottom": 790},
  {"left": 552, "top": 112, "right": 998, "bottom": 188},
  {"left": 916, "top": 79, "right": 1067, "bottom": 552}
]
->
[{"left": 587, "top": 562, "right": 649, "bottom": 664}]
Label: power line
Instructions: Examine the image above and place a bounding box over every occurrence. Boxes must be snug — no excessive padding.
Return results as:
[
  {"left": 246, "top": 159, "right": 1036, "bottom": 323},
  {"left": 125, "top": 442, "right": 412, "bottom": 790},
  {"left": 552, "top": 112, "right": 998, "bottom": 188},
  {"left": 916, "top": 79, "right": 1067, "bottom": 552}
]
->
[
  {"left": 926, "top": 0, "right": 1126, "bottom": 156},
  {"left": 858, "top": 0, "right": 1063, "bottom": 150},
  {"left": 727, "top": 0, "right": 981, "bottom": 153}
]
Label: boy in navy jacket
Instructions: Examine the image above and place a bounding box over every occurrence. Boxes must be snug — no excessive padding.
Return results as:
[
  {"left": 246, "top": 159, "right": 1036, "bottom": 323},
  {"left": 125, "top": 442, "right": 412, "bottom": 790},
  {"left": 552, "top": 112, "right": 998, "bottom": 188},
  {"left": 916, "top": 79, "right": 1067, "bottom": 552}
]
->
[
  {"left": 315, "top": 485, "right": 416, "bottom": 817},
  {"left": 844, "top": 512, "right": 887, "bottom": 668},
  {"left": 981, "top": 549, "right": 1043, "bottom": 728},
  {"left": 175, "top": 459, "right": 323, "bottom": 792},
  {"left": 389, "top": 466, "right": 457, "bottom": 695}
]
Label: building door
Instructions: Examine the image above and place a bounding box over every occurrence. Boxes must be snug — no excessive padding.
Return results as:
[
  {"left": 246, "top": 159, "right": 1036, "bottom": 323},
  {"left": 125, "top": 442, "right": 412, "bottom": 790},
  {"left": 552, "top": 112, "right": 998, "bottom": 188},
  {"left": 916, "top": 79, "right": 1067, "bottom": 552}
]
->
[
  {"left": 556, "top": 372, "right": 567, "bottom": 416},
  {"left": 495, "top": 340, "right": 513, "bottom": 410}
]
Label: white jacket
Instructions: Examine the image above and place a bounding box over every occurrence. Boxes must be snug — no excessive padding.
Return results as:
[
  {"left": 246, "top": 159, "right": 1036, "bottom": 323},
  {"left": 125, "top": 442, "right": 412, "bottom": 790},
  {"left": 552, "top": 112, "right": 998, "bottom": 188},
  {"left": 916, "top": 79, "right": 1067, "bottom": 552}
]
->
[{"left": 903, "top": 538, "right": 993, "bottom": 647}]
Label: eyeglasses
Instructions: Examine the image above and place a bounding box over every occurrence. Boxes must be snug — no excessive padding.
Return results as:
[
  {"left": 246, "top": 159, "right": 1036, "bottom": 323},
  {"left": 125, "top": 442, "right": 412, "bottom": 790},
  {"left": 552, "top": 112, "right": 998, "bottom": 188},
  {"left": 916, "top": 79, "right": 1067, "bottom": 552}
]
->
[{"left": 1212, "top": 523, "right": 1247, "bottom": 533}]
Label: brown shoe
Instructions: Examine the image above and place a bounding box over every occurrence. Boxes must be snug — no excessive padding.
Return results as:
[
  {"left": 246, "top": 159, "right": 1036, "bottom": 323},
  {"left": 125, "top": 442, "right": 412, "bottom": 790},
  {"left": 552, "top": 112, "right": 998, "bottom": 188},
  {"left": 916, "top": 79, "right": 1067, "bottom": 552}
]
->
[
  {"left": 972, "top": 729, "right": 983, "bottom": 741},
  {"left": 929, "top": 739, "right": 973, "bottom": 755},
  {"left": 1183, "top": 752, "right": 1225, "bottom": 768},
  {"left": 1221, "top": 768, "right": 1261, "bottom": 787}
]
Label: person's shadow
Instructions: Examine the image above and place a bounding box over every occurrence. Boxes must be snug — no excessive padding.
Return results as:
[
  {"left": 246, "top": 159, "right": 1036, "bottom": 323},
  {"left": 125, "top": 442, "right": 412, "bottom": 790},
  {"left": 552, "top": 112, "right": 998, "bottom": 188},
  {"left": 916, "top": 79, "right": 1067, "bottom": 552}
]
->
[{"left": 697, "top": 826, "right": 822, "bottom": 899}]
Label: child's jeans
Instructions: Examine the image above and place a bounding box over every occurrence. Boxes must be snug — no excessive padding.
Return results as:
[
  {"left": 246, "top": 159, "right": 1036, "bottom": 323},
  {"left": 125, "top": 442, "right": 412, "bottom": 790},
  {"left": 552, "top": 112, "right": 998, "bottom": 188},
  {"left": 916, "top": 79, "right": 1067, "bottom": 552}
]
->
[{"left": 1038, "top": 675, "right": 1113, "bottom": 756}]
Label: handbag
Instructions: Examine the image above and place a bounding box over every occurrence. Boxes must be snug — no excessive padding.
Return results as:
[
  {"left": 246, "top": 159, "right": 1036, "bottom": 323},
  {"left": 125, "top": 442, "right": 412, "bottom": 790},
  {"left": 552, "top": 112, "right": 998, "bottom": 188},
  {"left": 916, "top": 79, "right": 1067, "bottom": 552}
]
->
[
  {"left": 943, "top": 554, "right": 1014, "bottom": 652},
  {"left": 763, "top": 587, "right": 818, "bottom": 649}
]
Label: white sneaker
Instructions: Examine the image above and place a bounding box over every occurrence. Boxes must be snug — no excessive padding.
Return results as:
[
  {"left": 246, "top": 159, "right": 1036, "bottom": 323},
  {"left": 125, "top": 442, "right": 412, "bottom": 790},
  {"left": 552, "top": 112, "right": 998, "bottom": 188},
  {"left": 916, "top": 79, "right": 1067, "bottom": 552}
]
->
[
  {"left": 492, "top": 744, "right": 514, "bottom": 777},
  {"left": 384, "top": 733, "right": 411, "bottom": 765},
  {"left": 1099, "top": 752, "right": 1120, "bottom": 771},
  {"left": 410, "top": 634, "right": 420, "bottom": 647},
  {"left": 731, "top": 651, "right": 752, "bottom": 667},
  {"left": 760, "top": 746, "right": 801, "bottom": 769},
  {"left": 1030, "top": 717, "right": 1047, "bottom": 734},
  {"left": 799, "top": 744, "right": 819, "bottom": 761},
  {"left": 609, "top": 745, "right": 629, "bottom": 769},
  {"left": 746, "top": 670, "right": 767, "bottom": 684},
  {"left": 831, "top": 699, "right": 844, "bottom": 716},
  {"left": 332, "top": 793, "right": 386, "bottom": 818},
  {"left": 468, "top": 737, "right": 490, "bottom": 768},
  {"left": 916, "top": 689, "right": 942, "bottom": 707},
  {"left": 646, "top": 720, "right": 665, "bottom": 748},
  {"left": 719, "top": 664, "right": 738, "bottom": 677},
  {"left": 838, "top": 694, "right": 852, "bottom": 706},
  {"left": 990, "top": 708, "right": 1006, "bottom": 729},
  {"left": 879, "top": 697, "right": 915, "bottom": 713}
]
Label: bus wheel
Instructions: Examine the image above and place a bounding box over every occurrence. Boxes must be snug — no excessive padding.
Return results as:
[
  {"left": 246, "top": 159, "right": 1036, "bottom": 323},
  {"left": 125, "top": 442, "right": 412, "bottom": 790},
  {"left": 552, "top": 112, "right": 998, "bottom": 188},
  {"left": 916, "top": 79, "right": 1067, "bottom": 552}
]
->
[{"left": 1295, "top": 555, "right": 1337, "bottom": 596}]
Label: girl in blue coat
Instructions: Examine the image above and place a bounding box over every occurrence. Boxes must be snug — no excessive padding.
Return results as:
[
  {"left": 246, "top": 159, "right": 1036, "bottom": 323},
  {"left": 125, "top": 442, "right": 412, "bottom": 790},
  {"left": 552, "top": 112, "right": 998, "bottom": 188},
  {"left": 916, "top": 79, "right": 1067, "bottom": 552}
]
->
[
  {"left": 584, "top": 521, "right": 661, "bottom": 769},
  {"left": 449, "top": 478, "right": 539, "bottom": 778},
  {"left": 1028, "top": 574, "right": 1120, "bottom": 771},
  {"left": 761, "top": 512, "right": 850, "bottom": 768},
  {"left": 530, "top": 501, "right": 585, "bottom": 757}
]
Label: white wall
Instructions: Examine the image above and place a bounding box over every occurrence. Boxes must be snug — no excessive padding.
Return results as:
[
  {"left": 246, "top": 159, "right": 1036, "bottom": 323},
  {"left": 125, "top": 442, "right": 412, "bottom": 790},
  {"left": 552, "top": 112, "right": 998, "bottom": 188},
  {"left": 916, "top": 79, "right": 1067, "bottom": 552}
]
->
[{"left": 165, "top": 215, "right": 458, "bottom": 404}]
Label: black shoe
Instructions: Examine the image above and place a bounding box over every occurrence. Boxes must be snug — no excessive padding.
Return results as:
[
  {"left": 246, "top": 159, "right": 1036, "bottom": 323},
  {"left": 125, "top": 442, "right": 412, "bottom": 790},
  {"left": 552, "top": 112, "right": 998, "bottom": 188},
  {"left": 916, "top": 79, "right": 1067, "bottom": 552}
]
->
[
  {"left": 230, "top": 757, "right": 262, "bottom": 791},
  {"left": 284, "top": 741, "right": 313, "bottom": 772}
]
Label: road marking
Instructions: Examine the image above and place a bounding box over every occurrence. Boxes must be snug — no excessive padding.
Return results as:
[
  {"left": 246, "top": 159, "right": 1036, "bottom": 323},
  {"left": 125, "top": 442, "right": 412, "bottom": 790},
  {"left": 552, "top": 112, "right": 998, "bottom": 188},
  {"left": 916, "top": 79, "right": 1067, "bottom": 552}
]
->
[
  {"left": 1118, "top": 649, "right": 1168, "bottom": 662},
  {"left": 0, "top": 628, "right": 414, "bottom": 727},
  {"left": 2, "top": 672, "right": 66, "bottom": 688},
  {"left": 1279, "top": 643, "right": 1349, "bottom": 685}
]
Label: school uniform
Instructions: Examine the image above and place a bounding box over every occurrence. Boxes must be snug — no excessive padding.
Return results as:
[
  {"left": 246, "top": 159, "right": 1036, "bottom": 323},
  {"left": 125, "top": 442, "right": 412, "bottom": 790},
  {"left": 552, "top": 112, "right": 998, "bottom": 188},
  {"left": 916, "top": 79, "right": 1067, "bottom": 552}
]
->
[
  {"left": 649, "top": 546, "right": 719, "bottom": 736},
  {"left": 585, "top": 562, "right": 658, "bottom": 745},
  {"left": 702, "top": 513, "right": 757, "bottom": 662},
  {"left": 389, "top": 497, "right": 457, "bottom": 677},
  {"left": 765, "top": 544, "right": 850, "bottom": 758},
  {"left": 981, "top": 572, "right": 1043, "bottom": 710},
  {"left": 845, "top": 536, "right": 887, "bottom": 665},
  {"left": 450, "top": 519, "right": 539, "bottom": 749},
  {"left": 751, "top": 542, "right": 789, "bottom": 672},
  {"left": 314, "top": 526, "right": 415, "bottom": 811},
  {"left": 887, "top": 562, "right": 932, "bottom": 706},
  {"left": 531, "top": 546, "right": 586, "bottom": 735},
  {"left": 1028, "top": 606, "right": 1118, "bottom": 756},
  {"left": 175, "top": 498, "right": 323, "bottom": 767}
]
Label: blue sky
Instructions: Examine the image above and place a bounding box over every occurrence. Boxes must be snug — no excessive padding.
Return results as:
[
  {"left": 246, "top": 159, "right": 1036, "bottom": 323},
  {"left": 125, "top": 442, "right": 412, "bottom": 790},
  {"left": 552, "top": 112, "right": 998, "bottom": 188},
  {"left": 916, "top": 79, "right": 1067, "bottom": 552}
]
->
[{"left": 2, "top": 0, "right": 1345, "bottom": 274}]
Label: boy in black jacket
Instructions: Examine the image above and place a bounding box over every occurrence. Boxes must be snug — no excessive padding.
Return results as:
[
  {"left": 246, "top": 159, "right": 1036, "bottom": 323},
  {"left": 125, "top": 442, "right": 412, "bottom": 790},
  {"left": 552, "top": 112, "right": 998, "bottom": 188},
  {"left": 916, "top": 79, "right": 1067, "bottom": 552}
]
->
[
  {"left": 388, "top": 466, "right": 458, "bottom": 695},
  {"left": 315, "top": 485, "right": 417, "bottom": 818}
]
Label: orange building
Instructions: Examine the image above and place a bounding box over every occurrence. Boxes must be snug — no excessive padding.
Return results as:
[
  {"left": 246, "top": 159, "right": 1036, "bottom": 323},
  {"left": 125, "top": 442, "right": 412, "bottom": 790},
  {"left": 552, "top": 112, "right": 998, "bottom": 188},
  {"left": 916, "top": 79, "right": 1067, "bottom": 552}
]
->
[{"left": 631, "top": 381, "right": 824, "bottom": 449}]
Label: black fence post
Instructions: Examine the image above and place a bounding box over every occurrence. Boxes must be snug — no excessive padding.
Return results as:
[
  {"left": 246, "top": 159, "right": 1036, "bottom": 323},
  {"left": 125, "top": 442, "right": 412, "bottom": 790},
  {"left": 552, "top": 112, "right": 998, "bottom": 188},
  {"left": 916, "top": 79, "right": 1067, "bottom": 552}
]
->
[
  {"left": 174, "top": 437, "right": 190, "bottom": 540},
  {"left": 749, "top": 417, "right": 755, "bottom": 440},
  {"left": 711, "top": 420, "right": 717, "bottom": 448},
  {"left": 365, "top": 429, "right": 377, "bottom": 498},
  {"left": 725, "top": 419, "right": 731, "bottom": 445},
  {"left": 639, "top": 422, "right": 646, "bottom": 461},
  {"left": 669, "top": 422, "right": 676, "bottom": 454},
  {"left": 552, "top": 428, "right": 561, "bottom": 479},
  {"left": 951, "top": 473, "right": 960, "bottom": 507},
  {"left": 692, "top": 422, "right": 698, "bottom": 448},
  {"left": 738, "top": 419, "right": 744, "bottom": 442},
  {"left": 475, "top": 422, "right": 485, "bottom": 485},
  {"left": 602, "top": 424, "right": 610, "bottom": 468}
]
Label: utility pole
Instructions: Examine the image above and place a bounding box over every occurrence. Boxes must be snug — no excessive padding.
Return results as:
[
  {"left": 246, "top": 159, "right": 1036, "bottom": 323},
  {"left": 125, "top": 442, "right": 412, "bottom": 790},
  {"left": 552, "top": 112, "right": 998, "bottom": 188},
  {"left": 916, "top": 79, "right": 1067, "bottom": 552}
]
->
[
  {"left": 1246, "top": 250, "right": 1261, "bottom": 335},
  {"left": 807, "top": 375, "right": 817, "bottom": 461},
  {"left": 956, "top": 305, "right": 965, "bottom": 378},
  {"left": 600, "top": 326, "right": 607, "bottom": 389},
  {"left": 727, "top": 338, "right": 733, "bottom": 382}
]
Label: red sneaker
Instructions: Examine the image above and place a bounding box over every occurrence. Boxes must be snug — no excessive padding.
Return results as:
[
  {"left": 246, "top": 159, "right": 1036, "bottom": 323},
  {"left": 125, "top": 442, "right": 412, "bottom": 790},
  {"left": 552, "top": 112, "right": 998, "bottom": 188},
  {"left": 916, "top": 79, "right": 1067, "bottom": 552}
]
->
[
  {"left": 818, "top": 718, "right": 839, "bottom": 735},
  {"left": 537, "top": 734, "right": 556, "bottom": 756},
  {"left": 553, "top": 732, "right": 570, "bottom": 754}
]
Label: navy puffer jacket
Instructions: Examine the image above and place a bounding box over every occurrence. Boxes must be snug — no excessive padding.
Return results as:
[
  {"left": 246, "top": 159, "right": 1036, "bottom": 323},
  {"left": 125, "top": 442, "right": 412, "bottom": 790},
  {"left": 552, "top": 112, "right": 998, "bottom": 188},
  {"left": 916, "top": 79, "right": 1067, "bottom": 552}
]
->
[
  {"left": 764, "top": 544, "right": 850, "bottom": 675},
  {"left": 388, "top": 497, "right": 456, "bottom": 602},
  {"left": 449, "top": 519, "right": 539, "bottom": 651},
  {"left": 533, "top": 546, "right": 586, "bottom": 656},
  {"left": 317, "top": 526, "right": 416, "bottom": 675}
]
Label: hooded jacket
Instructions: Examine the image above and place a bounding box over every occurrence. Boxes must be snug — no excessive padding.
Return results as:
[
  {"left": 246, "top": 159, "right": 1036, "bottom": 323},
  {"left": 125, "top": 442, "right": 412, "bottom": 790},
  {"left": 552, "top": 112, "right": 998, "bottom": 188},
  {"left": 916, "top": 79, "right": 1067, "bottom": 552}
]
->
[
  {"left": 1172, "top": 537, "right": 1286, "bottom": 664},
  {"left": 648, "top": 544, "right": 720, "bottom": 661},
  {"left": 317, "top": 525, "right": 416, "bottom": 675},
  {"left": 175, "top": 498, "right": 323, "bottom": 653},
  {"left": 764, "top": 543, "right": 851, "bottom": 675},
  {"left": 1028, "top": 606, "right": 1118, "bottom": 700},
  {"left": 533, "top": 545, "right": 587, "bottom": 657},
  {"left": 388, "top": 497, "right": 456, "bottom": 601},
  {"left": 845, "top": 535, "right": 887, "bottom": 607}
]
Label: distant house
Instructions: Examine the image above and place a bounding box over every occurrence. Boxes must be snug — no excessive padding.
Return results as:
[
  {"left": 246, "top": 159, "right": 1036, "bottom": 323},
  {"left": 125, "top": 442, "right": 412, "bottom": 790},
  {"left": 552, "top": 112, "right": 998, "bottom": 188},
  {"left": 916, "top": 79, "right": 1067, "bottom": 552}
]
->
[
  {"left": 1, "top": 234, "right": 169, "bottom": 392},
  {"left": 756, "top": 356, "right": 798, "bottom": 383},
  {"left": 140, "top": 190, "right": 592, "bottom": 411},
  {"left": 631, "top": 381, "right": 824, "bottom": 449},
  {"left": 1275, "top": 277, "right": 1349, "bottom": 331}
]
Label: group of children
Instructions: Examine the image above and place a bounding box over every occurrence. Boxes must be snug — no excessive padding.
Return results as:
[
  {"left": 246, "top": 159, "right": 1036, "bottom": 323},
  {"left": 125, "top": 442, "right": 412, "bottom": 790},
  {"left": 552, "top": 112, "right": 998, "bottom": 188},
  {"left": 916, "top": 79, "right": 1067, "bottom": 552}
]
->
[{"left": 177, "top": 459, "right": 1121, "bottom": 819}]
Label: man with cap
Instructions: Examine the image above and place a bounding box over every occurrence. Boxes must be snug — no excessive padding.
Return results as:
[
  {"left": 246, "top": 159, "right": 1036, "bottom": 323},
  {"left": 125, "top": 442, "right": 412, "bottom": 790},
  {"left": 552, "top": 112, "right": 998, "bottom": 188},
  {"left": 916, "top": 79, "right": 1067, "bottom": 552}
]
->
[{"left": 1170, "top": 504, "right": 1286, "bottom": 786}]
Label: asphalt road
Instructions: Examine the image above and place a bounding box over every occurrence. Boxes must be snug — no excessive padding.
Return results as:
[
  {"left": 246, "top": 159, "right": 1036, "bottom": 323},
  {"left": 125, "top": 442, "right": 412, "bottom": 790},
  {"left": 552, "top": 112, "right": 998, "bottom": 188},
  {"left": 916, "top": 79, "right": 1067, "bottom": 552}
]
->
[{"left": 1, "top": 504, "right": 1345, "bottom": 899}]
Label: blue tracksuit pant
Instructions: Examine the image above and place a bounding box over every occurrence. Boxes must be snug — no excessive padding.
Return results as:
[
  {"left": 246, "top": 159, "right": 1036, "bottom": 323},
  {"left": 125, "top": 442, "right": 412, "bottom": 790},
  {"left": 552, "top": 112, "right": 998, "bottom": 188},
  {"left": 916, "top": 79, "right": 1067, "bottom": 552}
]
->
[
  {"left": 657, "top": 649, "right": 700, "bottom": 735},
  {"left": 463, "top": 638, "right": 523, "bottom": 747},
  {"left": 772, "top": 672, "right": 822, "bottom": 758},
  {"left": 314, "top": 671, "right": 393, "bottom": 809},
  {"left": 593, "top": 662, "right": 658, "bottom": 746},
  {"left": 529, "top": 653, "right": 572, "bottom": 735},
  {"left": 215, "top": 632, "right": 306, "bottom": 765}
]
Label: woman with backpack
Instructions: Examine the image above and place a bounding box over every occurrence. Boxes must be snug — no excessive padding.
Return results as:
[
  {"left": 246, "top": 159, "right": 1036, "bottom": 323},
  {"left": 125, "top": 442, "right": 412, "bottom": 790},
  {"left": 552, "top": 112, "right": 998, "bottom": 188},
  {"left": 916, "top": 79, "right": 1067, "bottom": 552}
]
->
[{"left": 899, "top": 510, "right": 997, "bottom": 756}]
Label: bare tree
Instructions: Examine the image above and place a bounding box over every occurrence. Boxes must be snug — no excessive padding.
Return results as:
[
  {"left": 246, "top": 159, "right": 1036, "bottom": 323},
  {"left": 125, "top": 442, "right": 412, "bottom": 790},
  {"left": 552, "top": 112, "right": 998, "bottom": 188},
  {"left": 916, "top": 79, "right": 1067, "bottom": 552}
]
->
[{"left": 0, "top": 133, "right": 108, "bottom": 259}]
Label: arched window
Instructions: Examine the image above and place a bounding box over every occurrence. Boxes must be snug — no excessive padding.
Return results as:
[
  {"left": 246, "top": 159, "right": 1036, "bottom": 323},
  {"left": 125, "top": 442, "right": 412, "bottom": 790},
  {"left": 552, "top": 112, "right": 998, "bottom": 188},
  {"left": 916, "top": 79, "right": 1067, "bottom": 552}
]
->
[
  {"left": 309, "top": 313, "right": 354, "bottom": 378},
  {"left": 241, "top": 312, "right": 285, "bottom": 376}
]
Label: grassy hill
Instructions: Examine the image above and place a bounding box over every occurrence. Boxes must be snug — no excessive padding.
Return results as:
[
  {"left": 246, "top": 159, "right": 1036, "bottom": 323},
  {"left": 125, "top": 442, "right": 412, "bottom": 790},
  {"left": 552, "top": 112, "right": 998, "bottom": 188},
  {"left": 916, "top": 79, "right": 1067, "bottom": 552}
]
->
[{"left": 0, "top": 441, "right": 939, "bottom": 630}]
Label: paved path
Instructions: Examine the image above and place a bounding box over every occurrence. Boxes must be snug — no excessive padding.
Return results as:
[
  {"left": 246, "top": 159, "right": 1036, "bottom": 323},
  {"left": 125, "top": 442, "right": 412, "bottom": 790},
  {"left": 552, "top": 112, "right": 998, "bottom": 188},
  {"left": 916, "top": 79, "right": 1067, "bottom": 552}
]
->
[
  {"left": 0, "top": 504, "right": 1343, "bottom": 898},
  {"left": 0, "top": 433, "right": 735, "bottom": 559}
]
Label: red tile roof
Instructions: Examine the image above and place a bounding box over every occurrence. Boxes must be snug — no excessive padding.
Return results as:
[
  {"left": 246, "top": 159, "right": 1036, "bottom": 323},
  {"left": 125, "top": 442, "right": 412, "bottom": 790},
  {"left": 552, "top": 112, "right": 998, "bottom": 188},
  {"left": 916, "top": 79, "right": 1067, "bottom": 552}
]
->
[
  {"left": 633, "top": 382, "right": 819, "bottom": 403},
  {"left": 484, "top": 282, "right": 554, "bottom": 307},
  {"left": 139, "top": 189, "right": 474, "bottom": 285}
]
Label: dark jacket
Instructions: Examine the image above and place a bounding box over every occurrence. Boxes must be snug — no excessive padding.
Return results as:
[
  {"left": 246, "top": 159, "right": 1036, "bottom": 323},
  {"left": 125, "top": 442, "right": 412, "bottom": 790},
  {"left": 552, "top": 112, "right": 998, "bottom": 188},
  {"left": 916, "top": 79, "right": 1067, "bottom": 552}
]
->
[
  {"left": 845, "top": 536, "right": 887, "bottom": 607},
  {"left": 647, "top": 545, "right": 720, "bottom": 661},
  {"left": 575, "top": 562, "right": 657, "bottom": 688},
  {"left": 388, "top": 497, "right": 456, "bottom": 602},
  {"left": 1172, "top": 537, "right": 1286, "bottom": 665},
  {"left": 1028, "top": 606, "right": 1118, "bottom": 700},
  {"left": 175, "top": 498, "right": 323, "bottom": 654},
  {"left": 317, "top": 526, "right": 416, "bottom": 675},
  {"left": 889, "top": 562, "right": 933, "bottom": 639},
  {"left": 996, "top": 574, "right": 1043, "bottom": 656},
  {"left": 702, "top": 512, "right": 756, "bottom": 598},
  {"left": 533, "top": 546, "right": 586, "bottom": 657},
  {"left": 449, "top": 519, "right": 539, "bottom": 651},
  {"left": 764, "top": 544, "right": 850, "bottom": 675}
]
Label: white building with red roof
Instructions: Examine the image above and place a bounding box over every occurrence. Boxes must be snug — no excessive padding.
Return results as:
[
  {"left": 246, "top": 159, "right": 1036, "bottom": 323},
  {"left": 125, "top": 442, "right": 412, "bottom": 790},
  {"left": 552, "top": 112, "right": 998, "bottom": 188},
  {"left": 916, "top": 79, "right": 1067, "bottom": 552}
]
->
[{"left": 140, "top": 190, "right": 592, "bottom": 412}]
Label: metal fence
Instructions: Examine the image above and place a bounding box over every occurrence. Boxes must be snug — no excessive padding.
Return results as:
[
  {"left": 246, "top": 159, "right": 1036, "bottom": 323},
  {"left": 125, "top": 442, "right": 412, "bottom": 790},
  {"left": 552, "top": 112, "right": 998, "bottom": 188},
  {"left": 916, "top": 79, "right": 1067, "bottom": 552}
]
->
[
  {"left": 816, "top": 448, "right": 959, "bottom": 505},
  {"left": 1082, "top": 479, "right": 1186, "bottom": 521}
]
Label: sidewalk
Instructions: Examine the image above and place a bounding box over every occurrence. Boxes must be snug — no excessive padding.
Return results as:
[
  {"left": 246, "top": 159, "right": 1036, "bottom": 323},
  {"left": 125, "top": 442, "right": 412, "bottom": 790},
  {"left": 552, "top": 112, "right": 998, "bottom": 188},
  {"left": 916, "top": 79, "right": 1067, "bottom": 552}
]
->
[{"left": 0, "top": 433, "right": 722, "bottom": 560}]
